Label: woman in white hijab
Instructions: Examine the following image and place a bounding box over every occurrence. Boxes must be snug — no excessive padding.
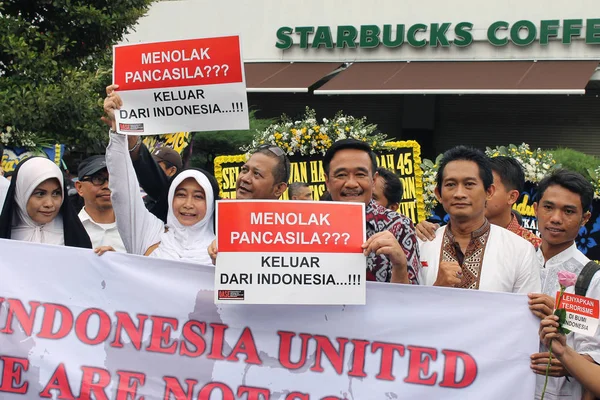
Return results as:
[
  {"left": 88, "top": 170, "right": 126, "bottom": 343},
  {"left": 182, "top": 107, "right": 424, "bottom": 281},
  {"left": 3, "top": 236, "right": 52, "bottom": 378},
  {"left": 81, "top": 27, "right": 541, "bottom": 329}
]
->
[
  {"left": 105, "top": 131, "right": 217, "bottom": 266},
  {"left": 0, "top": 157, "right": 92, "bottom": 248}
]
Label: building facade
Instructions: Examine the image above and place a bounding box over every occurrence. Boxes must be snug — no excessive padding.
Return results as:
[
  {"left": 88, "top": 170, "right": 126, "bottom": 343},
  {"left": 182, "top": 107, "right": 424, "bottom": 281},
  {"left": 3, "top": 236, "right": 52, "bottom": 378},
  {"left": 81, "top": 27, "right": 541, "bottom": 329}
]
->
[{"left": 124, "top": 0, "right": 600, "bottom": 158}]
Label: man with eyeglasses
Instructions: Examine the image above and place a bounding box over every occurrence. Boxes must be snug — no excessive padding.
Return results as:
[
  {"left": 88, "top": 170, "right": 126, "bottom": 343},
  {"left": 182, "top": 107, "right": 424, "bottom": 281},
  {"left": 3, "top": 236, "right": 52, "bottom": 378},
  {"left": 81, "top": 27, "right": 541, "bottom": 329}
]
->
[
  {"left": 208, "top": 144, "right": 290, "bottom": 264},
  {"left": 75, "top": 155, "right": 126, "bottom": 252}
]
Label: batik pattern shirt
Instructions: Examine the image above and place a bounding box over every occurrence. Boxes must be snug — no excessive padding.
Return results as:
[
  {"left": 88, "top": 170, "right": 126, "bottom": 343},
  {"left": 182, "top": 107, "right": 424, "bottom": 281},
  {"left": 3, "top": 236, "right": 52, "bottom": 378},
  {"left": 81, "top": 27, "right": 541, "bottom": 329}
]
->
[
  {"left": 506, "top": 213, "right": 542, "bottom": 249},
  {"left": 440, "top": 219, "right": 491, "bottom": 289},
  {"left": 365, "top": 200, "right": 420, "bottom": 284}
]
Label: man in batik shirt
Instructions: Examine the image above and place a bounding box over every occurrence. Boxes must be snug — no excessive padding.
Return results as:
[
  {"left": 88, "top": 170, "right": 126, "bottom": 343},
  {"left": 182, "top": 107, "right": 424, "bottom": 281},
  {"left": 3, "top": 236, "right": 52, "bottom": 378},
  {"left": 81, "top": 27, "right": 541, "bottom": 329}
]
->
[
  {"left": 323, "top": 139, "right": 420, "bottom": 284},
  {"left": 415, "top": 146, "right": 540, "bottom": 293}
]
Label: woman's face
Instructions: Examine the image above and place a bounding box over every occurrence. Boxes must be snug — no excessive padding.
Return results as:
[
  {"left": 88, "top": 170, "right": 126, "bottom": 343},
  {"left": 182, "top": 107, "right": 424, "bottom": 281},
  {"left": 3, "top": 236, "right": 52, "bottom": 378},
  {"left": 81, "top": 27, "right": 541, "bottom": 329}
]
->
[
  {"left": 26, "top": 178, "right": 62, "bottom": 224},
  {"left": 172, "top": 178, "right": 207, "bottom": 226}
]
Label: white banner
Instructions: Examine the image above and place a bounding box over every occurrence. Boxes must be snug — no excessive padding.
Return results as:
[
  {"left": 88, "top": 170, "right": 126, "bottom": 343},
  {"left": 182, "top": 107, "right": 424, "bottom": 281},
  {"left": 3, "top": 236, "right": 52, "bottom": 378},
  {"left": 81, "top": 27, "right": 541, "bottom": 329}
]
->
[
  {"left": 113, "top": 36, "right": 249, "bottom": 135},
  {"left": 0, "top": 239, "right": 538, "bottom": 399}
]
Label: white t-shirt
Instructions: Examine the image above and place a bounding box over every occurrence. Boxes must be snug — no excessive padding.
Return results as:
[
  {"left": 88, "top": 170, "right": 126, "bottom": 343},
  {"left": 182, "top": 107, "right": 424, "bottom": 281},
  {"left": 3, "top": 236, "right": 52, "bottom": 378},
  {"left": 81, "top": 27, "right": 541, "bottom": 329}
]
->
[
  {"left": 419, "top": 224, "right": 541, "bottom": 293},
  {"left": 78, "top": 207, "right": 126, "bottom": 252},
  {"left": 535, "top": 243, "right": 600, "bottom": 400}
]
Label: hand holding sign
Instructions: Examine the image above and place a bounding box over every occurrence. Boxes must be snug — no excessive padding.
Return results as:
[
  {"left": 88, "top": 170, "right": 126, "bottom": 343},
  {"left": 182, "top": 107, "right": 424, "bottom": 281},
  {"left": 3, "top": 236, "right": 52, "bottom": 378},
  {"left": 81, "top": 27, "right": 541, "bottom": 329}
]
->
[
  {"left": 363, "top": 231, "right": 409, "bottom": 284},
  {"left": 528, "top": 293, "right": 555, "bottom": 319},
  {"left": 102, "top": 84, "right": 122, "bottom": 131},
  {"left": 208, "top": 239, "right": 218, "bottom": 265},
  {"left": 530, "top": 349, "right": 569, "bottom": 377}
]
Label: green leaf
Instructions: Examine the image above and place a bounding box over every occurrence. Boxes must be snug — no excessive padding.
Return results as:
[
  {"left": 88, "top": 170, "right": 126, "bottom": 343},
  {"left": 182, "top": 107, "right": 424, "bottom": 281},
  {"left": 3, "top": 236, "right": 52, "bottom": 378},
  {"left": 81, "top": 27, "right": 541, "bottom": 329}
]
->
[
  {"left": 554, "top": 308, "right": 567, "bottom": 325},
  {"left": 558, "top": 326, "right": 571, "bottom": 335},
  {"left": 0, "top": 0, "right": 154, "bottom": 159}
]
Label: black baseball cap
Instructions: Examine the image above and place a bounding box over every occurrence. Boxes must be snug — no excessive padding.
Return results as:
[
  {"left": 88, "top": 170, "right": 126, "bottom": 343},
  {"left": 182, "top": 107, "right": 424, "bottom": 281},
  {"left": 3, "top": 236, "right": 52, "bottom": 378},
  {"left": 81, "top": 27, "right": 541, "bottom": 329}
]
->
[
  {"left": 78, "top": 155, "right": 107, "bottom": 180},
  {"left": 152, "top": 147, "right": 183, "bottom": 171}
]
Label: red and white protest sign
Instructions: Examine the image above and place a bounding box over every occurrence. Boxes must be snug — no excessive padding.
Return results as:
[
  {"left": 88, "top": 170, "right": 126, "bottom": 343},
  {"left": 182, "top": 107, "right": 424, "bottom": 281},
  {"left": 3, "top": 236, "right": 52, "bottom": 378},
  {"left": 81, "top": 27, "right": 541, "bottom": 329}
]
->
[
  {"left": 215, "top": 200, "right": 366, "bottom": 304},
  {"left": 112, "top": 36, "right": 249, "bottom": 134},
  {"left": 557, "top": 292, "right": 600, "bottom": 336}
]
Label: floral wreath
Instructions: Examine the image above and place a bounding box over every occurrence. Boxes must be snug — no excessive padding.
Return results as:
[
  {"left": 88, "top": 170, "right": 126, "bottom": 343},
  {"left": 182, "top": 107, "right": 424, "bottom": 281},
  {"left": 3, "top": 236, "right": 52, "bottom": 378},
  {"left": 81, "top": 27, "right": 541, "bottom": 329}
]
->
[
  {"left": 588, "top": 166, "right": 600, "bottom": 199},
  {"left": 1, "top": 126, "right": 54, "bottom": 150},
  {"left": 241, "top": 107, "right": 390, "bottom": 156}
]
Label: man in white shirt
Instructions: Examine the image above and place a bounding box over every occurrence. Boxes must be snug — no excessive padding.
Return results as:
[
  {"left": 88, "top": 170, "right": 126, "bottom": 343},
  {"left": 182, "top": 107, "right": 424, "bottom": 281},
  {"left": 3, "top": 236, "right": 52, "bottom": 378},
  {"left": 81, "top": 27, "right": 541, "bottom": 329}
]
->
[
  {"left": 418, "top": 146, "right": 540, "bottom": 293},
  {"left": 529, "top": 170, "right": 600, "bottom": 400},
  {"left": 75, "top": 155, "right": 126, "bottom": 252}
]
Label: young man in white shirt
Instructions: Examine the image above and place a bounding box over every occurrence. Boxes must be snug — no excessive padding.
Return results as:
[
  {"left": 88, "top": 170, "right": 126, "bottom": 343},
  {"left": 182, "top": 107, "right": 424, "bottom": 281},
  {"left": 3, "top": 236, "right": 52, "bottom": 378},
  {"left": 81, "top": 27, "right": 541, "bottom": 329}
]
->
[
  {"left": 417, "top": 146, "right": 540, "bottom": 293},
  {"left": 75, "top": 155, "right": 126, "bottom": 252},
  {"left": 529, "top": 170, "right": 599, "bottom": 400}
]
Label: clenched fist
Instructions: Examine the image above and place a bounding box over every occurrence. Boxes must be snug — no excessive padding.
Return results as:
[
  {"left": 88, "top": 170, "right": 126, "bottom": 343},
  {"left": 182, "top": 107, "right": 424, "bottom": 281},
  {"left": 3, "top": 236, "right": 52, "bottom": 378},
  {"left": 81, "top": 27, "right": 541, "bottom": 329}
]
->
[{"left": 434, "top": 261, "right": 463, "bottom": 287}]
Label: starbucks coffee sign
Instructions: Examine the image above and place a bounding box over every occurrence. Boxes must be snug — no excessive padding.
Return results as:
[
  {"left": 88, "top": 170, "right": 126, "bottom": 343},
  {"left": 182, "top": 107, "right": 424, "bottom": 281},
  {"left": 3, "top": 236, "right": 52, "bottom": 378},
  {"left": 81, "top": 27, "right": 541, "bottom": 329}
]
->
[{"left": 276, "top": 19, "right": 600, "bottom": 49}]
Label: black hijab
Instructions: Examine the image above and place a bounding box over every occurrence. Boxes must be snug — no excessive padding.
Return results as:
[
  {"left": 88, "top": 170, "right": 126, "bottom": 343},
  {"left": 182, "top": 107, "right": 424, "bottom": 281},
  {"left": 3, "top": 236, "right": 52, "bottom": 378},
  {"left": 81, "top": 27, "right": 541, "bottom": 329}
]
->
[{"left": 0, "top": 157, "right": 92, "bottom": 249}]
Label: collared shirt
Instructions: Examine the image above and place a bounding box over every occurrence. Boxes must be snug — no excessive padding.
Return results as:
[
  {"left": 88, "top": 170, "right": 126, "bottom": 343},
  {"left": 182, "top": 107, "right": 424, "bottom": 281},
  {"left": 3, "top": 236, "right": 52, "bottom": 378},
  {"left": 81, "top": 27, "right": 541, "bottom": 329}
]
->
[
  {"left": 365, "top": 200, "right": 420, "bottom": 284},
  {"left": 78, "top": 208, "right": 126, "bottom": 252},
  {"left": 419, "top": 224, "right": 540, "bottom": 293},
  {"left": 506, "top": 213, "right": 542, "bottom": 249},
  {"left": 535, "top": 243, "right": 600, "bottom": 400},
  {"left": 441, "top": 219, "right": 491, "bottom": 289}
]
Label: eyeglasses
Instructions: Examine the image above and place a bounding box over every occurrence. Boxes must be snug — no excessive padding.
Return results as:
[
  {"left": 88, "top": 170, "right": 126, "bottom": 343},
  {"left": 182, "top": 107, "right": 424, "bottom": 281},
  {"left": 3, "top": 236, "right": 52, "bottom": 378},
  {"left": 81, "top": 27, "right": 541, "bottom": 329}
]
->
[
  {"left": 81, "top": 175, "right": 109, "bottom": 186},
  {"left": 255, "top": 144, "right": 289, "bottom": 182}
]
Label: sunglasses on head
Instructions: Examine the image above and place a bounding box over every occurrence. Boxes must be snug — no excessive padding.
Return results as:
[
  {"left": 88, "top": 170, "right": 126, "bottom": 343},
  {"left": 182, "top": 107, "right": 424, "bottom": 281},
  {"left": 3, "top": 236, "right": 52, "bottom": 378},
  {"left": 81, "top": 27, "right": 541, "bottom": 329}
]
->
[
  {"left": 255, "top": 144, "right": 289, "bottom": 182},
  {"left": 256, "top": 144, "right": 285, "bottom": 157}
]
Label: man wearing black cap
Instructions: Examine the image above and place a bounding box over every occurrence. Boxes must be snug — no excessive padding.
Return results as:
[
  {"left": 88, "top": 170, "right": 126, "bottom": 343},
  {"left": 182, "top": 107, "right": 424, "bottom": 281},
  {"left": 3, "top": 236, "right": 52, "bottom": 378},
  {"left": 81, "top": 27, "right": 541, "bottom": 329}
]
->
[
  {"left": 128, "top": 137, "right": 183, "bottom": 222},
  {"left": 75, "top": 155, "right": 125, "bottom": 252},
  {"left": 151, "top": 146, "right": 183, "bottom": 178}
]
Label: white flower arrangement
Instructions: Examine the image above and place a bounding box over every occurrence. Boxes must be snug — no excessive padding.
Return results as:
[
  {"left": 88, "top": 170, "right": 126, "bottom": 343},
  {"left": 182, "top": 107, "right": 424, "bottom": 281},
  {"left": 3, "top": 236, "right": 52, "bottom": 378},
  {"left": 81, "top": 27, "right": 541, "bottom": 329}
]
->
[
  {"left": 587, "top": 165, "right": 600, "bottom": 199},
  {"left": 419, "top": 154, "right": 443, "bottom": 217},
  {"left": 0, "top": 126, "right": 49, "bottom": 149},
  {"left": 485, "top": 143, "right": 558, "bottom": 184},
  {"left": 241, "top": 107, "right": 390, "bottom": 156}
]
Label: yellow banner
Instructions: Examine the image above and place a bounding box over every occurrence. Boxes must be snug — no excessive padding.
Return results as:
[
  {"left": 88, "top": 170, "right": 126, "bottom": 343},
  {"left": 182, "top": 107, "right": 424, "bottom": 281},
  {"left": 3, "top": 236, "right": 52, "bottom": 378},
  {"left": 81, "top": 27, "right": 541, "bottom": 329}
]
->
[
  {"left": 1, "top": 144, "right": 63, "bottom": 173},
  {"left": 142, "top": 132, "right": 191, "bottom": 155},
  {"left": 214, "top": 141, "right": 426, "bottom": 223}
]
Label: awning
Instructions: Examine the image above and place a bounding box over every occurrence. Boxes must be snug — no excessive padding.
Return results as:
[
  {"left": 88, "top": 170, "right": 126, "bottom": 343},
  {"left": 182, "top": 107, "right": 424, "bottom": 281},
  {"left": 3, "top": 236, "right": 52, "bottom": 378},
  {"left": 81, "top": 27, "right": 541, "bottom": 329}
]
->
[
  {"left": 245, "top": 62, "right": 343, "bottom": 93},
  {"left": 314, "top": 61, "right": 599, "bottom": 95}
]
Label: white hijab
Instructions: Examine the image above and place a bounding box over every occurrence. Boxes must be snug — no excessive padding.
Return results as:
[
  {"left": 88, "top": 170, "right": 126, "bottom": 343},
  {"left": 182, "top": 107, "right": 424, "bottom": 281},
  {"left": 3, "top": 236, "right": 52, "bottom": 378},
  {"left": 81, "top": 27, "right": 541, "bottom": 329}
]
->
[
  {"left": 150, "top": 170, "right": 215, "bottom": 266},
  {"left": 11, "top": 158, "right": 65, "bottom": 245}
]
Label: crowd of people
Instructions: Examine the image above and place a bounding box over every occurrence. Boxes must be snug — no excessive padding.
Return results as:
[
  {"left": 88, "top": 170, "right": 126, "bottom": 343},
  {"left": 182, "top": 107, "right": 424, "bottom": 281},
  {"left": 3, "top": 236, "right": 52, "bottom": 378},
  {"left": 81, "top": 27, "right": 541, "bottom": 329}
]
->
[{"left": 0, "top": 84, "right": 598, "bottom": 399}]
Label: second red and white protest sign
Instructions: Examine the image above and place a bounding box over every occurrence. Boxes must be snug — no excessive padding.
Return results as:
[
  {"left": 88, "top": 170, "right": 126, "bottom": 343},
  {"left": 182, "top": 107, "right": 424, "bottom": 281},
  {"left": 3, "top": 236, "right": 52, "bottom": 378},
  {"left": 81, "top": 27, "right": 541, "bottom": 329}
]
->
[
  {"left": 558, "top": 291, "right": 600, "bottom": 336},
  {"left": 215, "top": 200, "right": 366, "bottom": 304}
]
